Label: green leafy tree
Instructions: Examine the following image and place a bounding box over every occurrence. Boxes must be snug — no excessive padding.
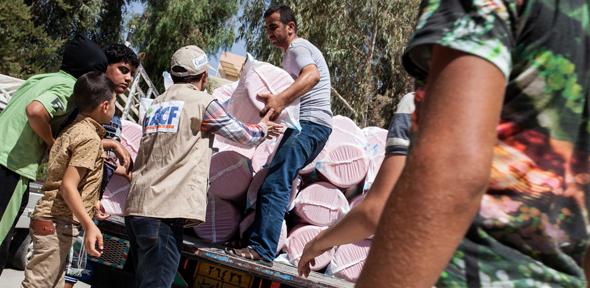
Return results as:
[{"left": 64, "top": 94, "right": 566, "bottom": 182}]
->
[
  {"left": 131, "top": 0, "right": 239, "bottom": 91},
  {"left": 30, "top": 0, "right": 104, "bottom": 40},
  {"left": 0, "top": 1, "right": 61, "bottom": 78},
  {"left": 240, "top": 0, "right": 420, "bottom": 127},
  {"left": 28, "top": 0, "right": 104, "bottom": 70},
  {"left": 94, "top": 0, "right": 129, "bottom": 46}
]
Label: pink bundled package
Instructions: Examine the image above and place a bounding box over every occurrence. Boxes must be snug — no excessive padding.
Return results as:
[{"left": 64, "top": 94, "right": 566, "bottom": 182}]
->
[
  {"left": 362, "top": 127, "right": 388, "bottom": 190},
  {"left": 208, "top": 151, "right": 253, "bottom": 201},
  {"left": 316, "top": 144, "right": 369, "bottom": 188},
  {"left": 286, "top": 225, "right": 334, "bottom": 271},
  {"left": 326, "top": 240, "right": 372, "bottom": 282},
  {"left": 101, "top": 120, "right": 142, "bottom": 215},
  {"left": 226, "top": 54, "right": 300, "bottom": 131},
  {"left": 193, "top": 197, "right": 242, "bottom": 243},
  {"left": 300, "top": 115, "right": 366, "bottom": 175},
  {"left": 293, "top": 182, "right": 349, "bottom": 226}
]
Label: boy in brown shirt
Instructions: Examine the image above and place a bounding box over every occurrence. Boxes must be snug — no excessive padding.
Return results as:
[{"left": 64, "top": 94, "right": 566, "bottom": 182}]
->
[{"left": 22, "top": 71, "right": 117, "bottom": 288}]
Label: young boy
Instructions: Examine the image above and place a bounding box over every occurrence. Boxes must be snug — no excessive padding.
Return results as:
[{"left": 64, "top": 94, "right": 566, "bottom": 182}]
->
[{"left": 22, "top": 71, "right": 117, "bottom": 288}]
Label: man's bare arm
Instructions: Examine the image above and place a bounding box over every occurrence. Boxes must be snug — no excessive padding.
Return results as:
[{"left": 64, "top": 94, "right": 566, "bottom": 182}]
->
[
  {"left": 26, "top": 101, "right": 55, "bottom": 147},
  {"left": 259, "top": 64, "right": 320, "bottom": 119},
  {"left": 356, "top": 46, "right": 506, "bottom": 287}
]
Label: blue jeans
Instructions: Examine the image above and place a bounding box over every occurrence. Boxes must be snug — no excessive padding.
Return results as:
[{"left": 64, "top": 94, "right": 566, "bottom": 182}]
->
[
  {"left": 125, "top": 216, "right": 185, "bottom": 288},
  {"left": 247, "top": 121, "right": 331, "bottom": 261}
]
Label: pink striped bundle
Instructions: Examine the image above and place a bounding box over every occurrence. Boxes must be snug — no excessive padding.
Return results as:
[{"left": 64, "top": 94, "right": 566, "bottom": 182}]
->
[
  {"left": 101, "top": 120, "right": 143, "bottom": 215},
  {"left": 292, "top": 182, "right": 349, "bottom": 227},
  {"left": 300, "top": 115, "right": 367, "bottom": 175},
  {"left": 120, "top": 120, "right": 143, "bottom": 161},
  {"left": 211, "top": 82, "right": 238, "bottom": 107},
  {"left": 245, "top": 168, "right": 268, "bottom": 210},
  {"left": 101, "top": 175, "right": 130, "bottom": 216},
  {"left": 227, "top": 54, "right": 299, "bottom": 130},
  {"left": 326, "top": 240, "right": 372, "bottom": 282},
  {"left": 362, "top": 127, "right": 388, "bottom": 190},
  {"left": 212, "top": 135, "right": 256, "bottom": 159},
  {"left": 208, "top": 151, "right": 253, "bottom": 201},
  {"left": 330, "top": 115, "right": 367, "bottom": 147},
  {"left": 316, "top": 144, "right": 369, "bottom": 188},
  {"left": 286, "top": 225, "right": 334, "bottom": 271},
  {"left": 251, "top": 134, "right": 283, "bottom": 172},
  {"left": 193, "top": 197, "right": 241, "bottom": 243}
]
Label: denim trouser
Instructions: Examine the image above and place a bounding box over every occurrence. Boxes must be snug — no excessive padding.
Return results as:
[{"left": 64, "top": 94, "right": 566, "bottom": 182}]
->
[
  {"left": 247, "top": 120, "right": 331, "bottom": 261},
  {"left": 125, "top": 216, "right": 185, "bottom": 288}
]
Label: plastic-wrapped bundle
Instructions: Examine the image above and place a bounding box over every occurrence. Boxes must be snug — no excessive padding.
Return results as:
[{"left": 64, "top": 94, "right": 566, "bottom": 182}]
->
[
  {"left": 212, "top": 135, "right": 256, "bottom": 159},
  {"left": 251, "top": 134, "right": 283, "bottom": 172},
  {"left": 209, "top": 151, "right": 253, "bottom": 201},
  {"left": 246, "top": 168, "right": 301, "bottom": 211},
  {"left": 211, "top": 81, "right": 238, "bottom": 108},
  {"left": 245, "top": 168, "right": 268, "bottom": 210},
  {"left": 101, "top": 120, "right": 143, "bottom": 215},
  {"left": 286, "top": 225, "right": 334, "bottom": 271},
  {"left": 101, "top": 175, "right": 130, "bottom": 216},
  {"left": 326, "top": 240, "right": 372, "bottom": 282},
  {"left": 316, "top": 144, "right": 369, "bottom": 188},
  {"left": 226, "top": 54, "right": 299, "bottom": 130},
  {"left": 239, "top": 212, "right": 288, "bottom": 253},
  {"left": 120, "top": 120, "right": 143, "bottom": 161},
  {"left": 300, "top": 115, "right": 366, "bottom": 175},
  {"left": 293, "top": 182, "right": 349, "bottom": 226},
  {"left": 330, "top": 115, "right": 367, "bottom": 147},
  {"left": 361, "top": 127, "right": 388, "bottom": 190},
  {"left": 194, "top": 197, "right": 241, "bottom": 243}
]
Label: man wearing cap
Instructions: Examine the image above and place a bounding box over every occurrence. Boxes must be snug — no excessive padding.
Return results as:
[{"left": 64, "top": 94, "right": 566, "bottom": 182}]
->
[{"left": 124, "top": 45, "right": 282, "bottom": 287}]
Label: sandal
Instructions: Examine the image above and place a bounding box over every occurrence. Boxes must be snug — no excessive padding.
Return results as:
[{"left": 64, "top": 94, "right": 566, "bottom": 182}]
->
[
  {"left": 224, "top": 239, "right": 243, "bottom": 249},
  {"left": 226, "top": 246, "right": 272, "bottom": 266}
]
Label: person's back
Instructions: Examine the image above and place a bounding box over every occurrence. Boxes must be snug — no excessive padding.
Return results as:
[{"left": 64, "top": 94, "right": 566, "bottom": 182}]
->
[
  {"left": 126, "top": 82, "right": 214, "bottom": 223},
  {"left": 125, "top": 45, "right": 280, "bottom": 288}
]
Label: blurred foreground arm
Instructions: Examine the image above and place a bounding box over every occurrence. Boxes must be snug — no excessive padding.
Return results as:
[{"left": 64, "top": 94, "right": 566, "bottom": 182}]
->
[{"left": 356, "top": 46, "right": 505, "bottom": 287}]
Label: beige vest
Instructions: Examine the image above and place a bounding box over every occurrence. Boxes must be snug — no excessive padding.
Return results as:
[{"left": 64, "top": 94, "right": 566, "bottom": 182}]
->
[{"left": 125, "top": 83, "right": 214, "bottom": 223}]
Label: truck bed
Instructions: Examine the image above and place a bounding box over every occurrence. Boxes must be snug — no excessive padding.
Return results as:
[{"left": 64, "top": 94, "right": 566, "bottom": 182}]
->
[{"left": 98, "top": 217, "right": 354, "bottom": 288}]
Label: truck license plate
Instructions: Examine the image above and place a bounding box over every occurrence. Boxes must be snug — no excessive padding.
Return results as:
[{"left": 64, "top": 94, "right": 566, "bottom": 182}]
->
[{"left": 194, "top": 261, "right": 253, "bottom": 288}]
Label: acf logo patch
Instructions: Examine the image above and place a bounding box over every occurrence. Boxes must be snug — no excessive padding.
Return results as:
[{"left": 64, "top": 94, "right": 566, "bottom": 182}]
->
[{"left": 143, "top": 101, "right": 184, "bottom": 134}]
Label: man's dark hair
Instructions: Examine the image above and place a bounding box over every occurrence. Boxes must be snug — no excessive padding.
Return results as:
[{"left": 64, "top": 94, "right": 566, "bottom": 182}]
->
[
  {"left": 264, "top": 4, "right": 297, "bottom": 32},
  {"left": 104, "top": 44, "right": 140, "bottom": 68},
  {"left": 73, "top": 71, "right": 116, "bottom": 113},
  {"left": 171, "top": 66, "right": 205, "bottom": 84}
]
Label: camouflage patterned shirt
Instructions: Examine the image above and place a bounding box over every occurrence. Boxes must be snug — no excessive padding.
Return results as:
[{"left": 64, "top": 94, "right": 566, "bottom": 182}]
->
[{"left": 403, "top": 0, "right": 590, "bottom": 286}]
